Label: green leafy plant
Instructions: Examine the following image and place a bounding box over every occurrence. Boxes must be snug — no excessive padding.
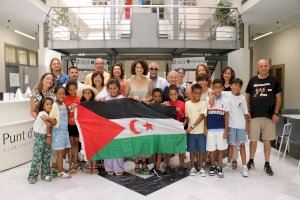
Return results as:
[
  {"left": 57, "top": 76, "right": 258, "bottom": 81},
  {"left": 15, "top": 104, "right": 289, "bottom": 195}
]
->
[
  {"left": 55, "top": 8, "right": 70, "bottom": 27},
  {"left": 214, "top": 0, "right": 236, "bottom": 27}
]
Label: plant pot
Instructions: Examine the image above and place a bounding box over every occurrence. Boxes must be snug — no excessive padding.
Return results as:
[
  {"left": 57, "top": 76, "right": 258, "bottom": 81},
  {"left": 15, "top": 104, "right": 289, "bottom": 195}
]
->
[
  {"left": 216, "top": 26, "right": 236, "bottom": 41},
  {"left": 52, "top": 26, "right": 70, "bottom": 40}
]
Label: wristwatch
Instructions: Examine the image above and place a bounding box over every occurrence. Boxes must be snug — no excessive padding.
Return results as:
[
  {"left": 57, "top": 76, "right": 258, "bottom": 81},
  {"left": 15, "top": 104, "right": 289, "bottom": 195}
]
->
[{"left": 191, "top": 125, "right": 195, "bottom": 129}]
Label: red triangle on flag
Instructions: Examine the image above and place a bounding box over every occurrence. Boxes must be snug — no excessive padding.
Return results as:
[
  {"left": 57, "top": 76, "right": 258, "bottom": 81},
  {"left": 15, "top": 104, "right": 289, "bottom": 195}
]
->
[{"left": 77, "top": 105, "right": 125, "bottom": 160}]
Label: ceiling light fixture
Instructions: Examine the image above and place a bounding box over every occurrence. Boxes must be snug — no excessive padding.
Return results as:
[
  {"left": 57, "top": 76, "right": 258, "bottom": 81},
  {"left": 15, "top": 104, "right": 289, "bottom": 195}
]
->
[
  {"left": 253, "top": 31, "right": 273, "bottom": 41},
  {"left": 14, "top": 30, "right": 36, "bottom": 40}
]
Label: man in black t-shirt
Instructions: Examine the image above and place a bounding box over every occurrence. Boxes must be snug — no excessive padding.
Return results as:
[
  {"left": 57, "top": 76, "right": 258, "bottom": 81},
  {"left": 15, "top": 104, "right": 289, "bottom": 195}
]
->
[{"left": 246, "top": 59, "right": 282, "bottom": 176}]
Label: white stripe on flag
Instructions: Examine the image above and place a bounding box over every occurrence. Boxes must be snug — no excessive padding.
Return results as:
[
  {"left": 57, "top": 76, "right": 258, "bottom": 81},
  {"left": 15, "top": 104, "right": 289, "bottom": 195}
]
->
[{"left": 110, "top": 118, "right": 185, "bottom": 139}]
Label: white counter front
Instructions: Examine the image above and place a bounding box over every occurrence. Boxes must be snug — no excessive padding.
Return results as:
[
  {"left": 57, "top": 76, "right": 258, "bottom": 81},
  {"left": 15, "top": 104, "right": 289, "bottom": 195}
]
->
[{"left": 0, "top": 100, "right": 34, "bottom": 171}]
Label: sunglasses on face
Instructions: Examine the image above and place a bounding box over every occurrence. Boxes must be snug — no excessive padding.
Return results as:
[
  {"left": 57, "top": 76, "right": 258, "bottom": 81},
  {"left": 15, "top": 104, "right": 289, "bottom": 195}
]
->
[{"left": 150, "top": 68, "right": 158, "bottom": 71}]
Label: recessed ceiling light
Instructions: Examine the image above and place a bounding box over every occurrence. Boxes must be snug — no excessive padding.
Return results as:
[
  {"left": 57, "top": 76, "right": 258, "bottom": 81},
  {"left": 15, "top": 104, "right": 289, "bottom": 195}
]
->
[
  {"left": 253, "top": 31, "right": 273, "bottom": 41},
  {"left": 14, "top": 30, "right": 36, "bottom": 40}
]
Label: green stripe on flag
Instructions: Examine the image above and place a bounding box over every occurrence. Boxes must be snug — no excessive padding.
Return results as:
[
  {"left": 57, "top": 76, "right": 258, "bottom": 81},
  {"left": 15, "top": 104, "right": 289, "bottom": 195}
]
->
[{"left": 92, "top": 134, "right": 187, "bottom": 160}]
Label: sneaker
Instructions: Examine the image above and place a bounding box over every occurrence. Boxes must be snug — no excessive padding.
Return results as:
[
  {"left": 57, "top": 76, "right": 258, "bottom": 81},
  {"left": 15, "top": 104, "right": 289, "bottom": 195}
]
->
[
  {"left": 241, "top": 166, "right": 249, "bottom": 177},
  {"left": 199, "top": 168, "right": 206, "bottom": 177},
  {"left": 247, "top": 160, "right": 255, "bottom": 170},
  {"left": 194, "top": 163, "right": 200, "bottom": 172},
  {"left": 264, "top": 164, "right": 274, "bottom": 176},
  {"left": 42, "top": 175, "right": 52, "bottom": 182},
  {"left": 209, "top": 166, "right": 216, "bottom": 176},
  {"left": 223, "top": 163, "right": 233, "bottom": 172},
  {"left": 217, "top": 167, "right": 224, "bottom": 178},
  {"left": 189, "top": 167, "right": 197, "bottom": 176},
  {"left": 178, "top": 167, "right": 186, "bottom": 176},
  {"left": 164, "top": 166, "right": 173, "bottom": 175}
]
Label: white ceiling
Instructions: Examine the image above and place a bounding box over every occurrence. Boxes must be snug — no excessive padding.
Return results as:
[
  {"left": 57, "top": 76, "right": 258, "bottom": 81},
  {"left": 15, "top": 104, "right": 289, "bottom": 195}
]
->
[
  {"left": 241, "top": 0, "right": 300, "bottom": 38},
  {"left": 0, "top": 0, "right": 48, "bottom": 37}
]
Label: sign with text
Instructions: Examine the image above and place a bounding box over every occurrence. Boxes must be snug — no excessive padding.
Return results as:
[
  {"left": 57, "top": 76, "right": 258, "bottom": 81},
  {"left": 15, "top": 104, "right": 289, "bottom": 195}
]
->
[
  {"left": 0, "top": 120, "right": 34, "bottom": 171},
  {"left": 76, "top": 58, "right": 109, "bottom": 71},
  {"left": 172, "top": 57, "right": 205, "bottom": 70}
]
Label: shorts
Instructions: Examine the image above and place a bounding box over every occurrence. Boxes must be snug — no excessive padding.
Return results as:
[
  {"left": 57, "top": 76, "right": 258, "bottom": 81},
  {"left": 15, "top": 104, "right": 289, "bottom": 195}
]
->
[
  {"left": 187, "top": 134, "right": 206, "bottom": 153},
  {"left": 68, "top": 125, "right": 79, "bottom": 137},
  {"left": 249, "top": 117, "right": 276, "bottom": 141},
  {"left": 52, "top": 130, "right": 71, "bottom": 151},
  {"left": 228, "top": 127, "right": 247, "bottom": 145},
  {"left": 206, "top": 129, "right": 228, "bottom": 152}
]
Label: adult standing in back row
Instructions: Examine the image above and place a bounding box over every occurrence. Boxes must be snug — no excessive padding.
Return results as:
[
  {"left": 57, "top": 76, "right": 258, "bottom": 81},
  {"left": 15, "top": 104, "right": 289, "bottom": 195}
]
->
[
  {"left": 84, "top": 58, "right": 110, "bottom": 86},
  {"left": 246, "top": 59, "right": 282, "bottom": 176}
]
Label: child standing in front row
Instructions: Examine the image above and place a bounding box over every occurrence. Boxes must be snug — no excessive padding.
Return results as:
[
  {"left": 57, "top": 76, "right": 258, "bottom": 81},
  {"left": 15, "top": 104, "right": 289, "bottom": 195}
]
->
[
  {"left": 104, "top": 79, "right": 125, "bottom": 176},
  {"left": 52, "top": 86, "right": 72, "bottom": 179},
  {"left": 28, "top": 97, "right": 57, "bottom": 184},
  {"left": 222, "top": 78, "right": 250, "bottom": 177},
  {"left": 163, "top": 85, "right": 186, "bottom": 176},
  {"left": 150, "top": 88, "right": 164, "bottom": 175},
  {"left": 206, "top": 79, "right": 230, "bottom": 178},
  {"left": 78, "top": 85, "right": 99, "bottom": 174},
  {"left": 185, "top": 84, "right": 208, "bottom": 177},
  {"left": 65, "top": 81, "right": 81, "bottom": 173}
]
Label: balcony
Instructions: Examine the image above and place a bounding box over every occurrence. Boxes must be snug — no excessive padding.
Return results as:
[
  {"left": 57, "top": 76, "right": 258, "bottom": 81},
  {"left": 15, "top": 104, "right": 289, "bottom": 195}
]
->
[{"left": 44, "top": 5, "right": 242, "bottom": 59}]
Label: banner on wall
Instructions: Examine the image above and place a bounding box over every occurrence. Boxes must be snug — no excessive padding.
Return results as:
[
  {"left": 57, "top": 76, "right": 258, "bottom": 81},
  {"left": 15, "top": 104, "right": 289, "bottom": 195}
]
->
[
  {"left": 0, "top": 120, "right": 34, "bottom": 171},
  {"left": 76, "top": 58, "right": 109, "bottom": 71},
  {"left": 172, "top": 57, "right": 206, "bottom": 70}
]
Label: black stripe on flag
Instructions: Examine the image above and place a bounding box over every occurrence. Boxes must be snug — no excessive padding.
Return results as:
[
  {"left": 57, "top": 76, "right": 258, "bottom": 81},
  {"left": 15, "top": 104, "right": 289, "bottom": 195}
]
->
[{"left": 81, "top": 98, "right": 177, "bottom": 120}]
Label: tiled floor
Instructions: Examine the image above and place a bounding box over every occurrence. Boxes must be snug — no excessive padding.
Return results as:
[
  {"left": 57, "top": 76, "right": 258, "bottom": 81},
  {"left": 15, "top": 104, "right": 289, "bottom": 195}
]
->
[{"left": 0, "top": 142, "right": 299, "bottom": 200}]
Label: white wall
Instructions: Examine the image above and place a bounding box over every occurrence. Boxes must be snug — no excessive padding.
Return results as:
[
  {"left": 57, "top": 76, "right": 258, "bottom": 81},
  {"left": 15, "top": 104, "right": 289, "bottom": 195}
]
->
[
  {"left": 227, "top": 24, "right": 250, "bottom": 93},
  {"left": 0, "top": 26, "right": 39, "bottom": 92},
  {"left": 251, "top": 25, "right": 300, "bottom": 109}
]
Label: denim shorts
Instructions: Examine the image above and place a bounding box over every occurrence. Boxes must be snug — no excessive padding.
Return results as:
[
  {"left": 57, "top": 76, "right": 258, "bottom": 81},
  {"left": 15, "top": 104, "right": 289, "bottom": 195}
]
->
[
  {"left": 187, "top": 134, "right": 206, "bottom": 153},
  {"left": 52, "top": 130, "right": 71, "bottom": 151},
  {"left": 228, "top": 127, "right": 247, "bottom": 145}
]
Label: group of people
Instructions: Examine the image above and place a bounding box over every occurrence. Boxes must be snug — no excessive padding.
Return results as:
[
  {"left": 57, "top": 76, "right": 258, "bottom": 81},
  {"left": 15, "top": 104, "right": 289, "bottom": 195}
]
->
[{"left": 27, "top": 57, "right": 282, "bottom": 184}]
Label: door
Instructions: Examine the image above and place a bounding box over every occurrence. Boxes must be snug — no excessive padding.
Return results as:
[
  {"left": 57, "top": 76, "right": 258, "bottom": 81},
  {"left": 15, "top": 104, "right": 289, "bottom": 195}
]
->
[{"left": 270, "top": 64, "right": 285, "bottom": 108}]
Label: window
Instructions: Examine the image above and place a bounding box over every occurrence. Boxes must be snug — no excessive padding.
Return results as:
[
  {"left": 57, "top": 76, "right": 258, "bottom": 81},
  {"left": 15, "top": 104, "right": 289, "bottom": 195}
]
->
[
  {"left": 29, "top": 52, "right": 37, "bottom": 67},
  {"left": 18, "top": 49, "right": 28, "bottom": 65},
  {"left": 5, "top": 46, "right": 16, "bottom": 63}
]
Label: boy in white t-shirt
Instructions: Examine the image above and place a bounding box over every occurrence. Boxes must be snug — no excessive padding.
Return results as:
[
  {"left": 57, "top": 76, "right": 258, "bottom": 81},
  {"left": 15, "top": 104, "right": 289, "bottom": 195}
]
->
[
  {"left": 206, "top": 79, "right": 230, "bottom": 178},
  {"left": 222, "top": 78, "right": 250, "bottom": 177}
]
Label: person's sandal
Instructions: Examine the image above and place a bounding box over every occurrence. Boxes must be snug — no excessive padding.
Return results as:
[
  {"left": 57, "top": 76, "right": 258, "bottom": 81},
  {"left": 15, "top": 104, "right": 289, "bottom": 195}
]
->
[
  {"left": 28, "top": 179, "right": 37, "bottom": 184},
  {"left": 74, "top": 163, "right": 82, "bottom": 172},
  {"left": 135, "top": 162, "right": 141, "bottom": 172},
  {"left": 232, "top": 160, "right": 238, "bottom": 169},
  {"left": 58, "top": 171, "right": 72, "bottom": 179},
  {"left": 92, "top": 168, "right": 99, "bottom": 175},
  {"left": 107, "top": 171, "right": 114, "bottom": 175},
  {"left": 69, "top": 164, "right": 77, "bottom": 174},
  {"left": 115, "top": 172, "right": 123, "bottom": 176}
]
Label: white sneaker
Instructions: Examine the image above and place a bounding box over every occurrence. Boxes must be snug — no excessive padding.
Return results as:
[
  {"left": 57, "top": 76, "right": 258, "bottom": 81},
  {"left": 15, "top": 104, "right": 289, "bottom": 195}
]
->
[
  {"left": 199, "top": 168, "right": 206, "bottom": 177},
  {"left": 223, "top": 163, "right": 233, "bottom": 172},
  {"left": 241, "top": 166, "right": 249, "bottom": 177},
  {"left": 189, "top": 167, "right": 197, "bottom": 176}
]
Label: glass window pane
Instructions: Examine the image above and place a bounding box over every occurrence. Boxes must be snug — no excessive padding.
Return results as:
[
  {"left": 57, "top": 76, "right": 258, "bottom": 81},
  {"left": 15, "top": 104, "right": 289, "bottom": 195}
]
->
[
  {"left": 29, "top": 52, "right": 37, "bottom": 66},
  {"left": 5, "top": 46, "right": 16, "bottom": 63},
  {"left": 18, "top": 49, "right": 28, "bottom": 65}
]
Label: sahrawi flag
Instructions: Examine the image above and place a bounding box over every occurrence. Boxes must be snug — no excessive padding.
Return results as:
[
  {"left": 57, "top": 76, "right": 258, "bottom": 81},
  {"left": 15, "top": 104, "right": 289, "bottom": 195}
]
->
[{"left": 75, "top": 98, "right": 186, "bottom": 160}]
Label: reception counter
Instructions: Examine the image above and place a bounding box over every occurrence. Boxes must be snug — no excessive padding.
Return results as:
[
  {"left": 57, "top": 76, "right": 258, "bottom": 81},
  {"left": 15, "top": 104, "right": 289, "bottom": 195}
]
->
[{"left": 0, "top": 100, "right": 34, "bottom": 171}]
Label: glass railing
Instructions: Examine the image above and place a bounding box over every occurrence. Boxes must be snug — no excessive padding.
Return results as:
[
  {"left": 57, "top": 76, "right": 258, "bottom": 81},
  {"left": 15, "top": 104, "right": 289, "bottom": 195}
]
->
[{"left": 45, "top": 5, "right": 241, "bottom": 41}]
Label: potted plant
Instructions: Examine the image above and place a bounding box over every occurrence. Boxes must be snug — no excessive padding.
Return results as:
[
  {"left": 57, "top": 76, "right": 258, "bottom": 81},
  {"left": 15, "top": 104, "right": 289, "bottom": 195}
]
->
[
  {"left": 52, "top": 8, "right": 71, "bottom": 40},
  {"left": 214, "top": 0, "right": 237, "bottom": 40}
]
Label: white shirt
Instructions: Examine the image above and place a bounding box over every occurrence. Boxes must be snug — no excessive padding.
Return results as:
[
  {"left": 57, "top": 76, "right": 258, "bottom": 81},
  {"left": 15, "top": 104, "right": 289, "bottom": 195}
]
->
[
  {"left": 95, "top": 87, "right": 109, "bottom": 101},
  {"left": 222, "top": 91, "right": 249, "bottom": 129},
  {"left": 33, "top": 111, "right": 48, "bottom": 134},
  {"left": 151, "top": 76, "right": 168, "bottom": 91},
  {"left": 63, "top": 81, "right": 85, "bottom": 90}
]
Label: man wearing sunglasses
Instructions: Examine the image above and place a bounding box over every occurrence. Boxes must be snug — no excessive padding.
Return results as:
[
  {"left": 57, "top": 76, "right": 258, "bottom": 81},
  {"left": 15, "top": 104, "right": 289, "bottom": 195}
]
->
[{"left": 148, "top": 62, "right": 168, "bottom": 91}]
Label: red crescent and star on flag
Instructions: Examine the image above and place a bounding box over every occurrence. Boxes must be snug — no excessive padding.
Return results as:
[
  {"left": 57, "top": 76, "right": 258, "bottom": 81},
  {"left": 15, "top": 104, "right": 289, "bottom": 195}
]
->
[{"left": 129, "top": 119, "right": 153, "bottom": 134}]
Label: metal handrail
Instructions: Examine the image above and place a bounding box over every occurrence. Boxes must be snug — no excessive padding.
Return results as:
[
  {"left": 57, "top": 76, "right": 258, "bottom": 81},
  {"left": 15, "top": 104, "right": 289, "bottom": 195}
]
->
[{"left": 45, "top": 5, "right": 241, "bottom": 41}]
